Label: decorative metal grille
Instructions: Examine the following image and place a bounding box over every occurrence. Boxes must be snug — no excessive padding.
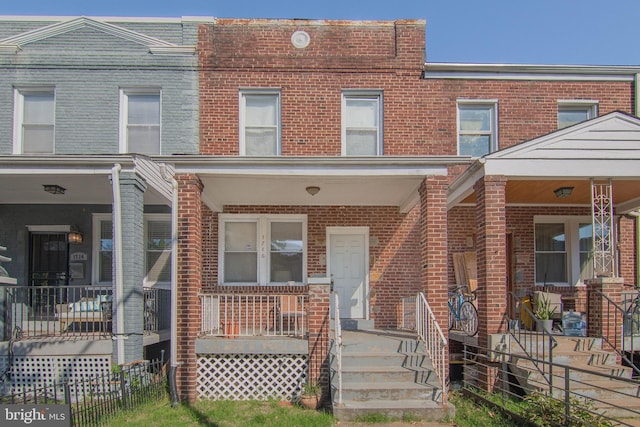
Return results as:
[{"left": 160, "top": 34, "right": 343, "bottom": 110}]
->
[
  {"left": 591, "top": 179, "right": 615, "bottom": 277},
  {"left": 196, "top": 354, "right": 307, "bottom": 401},
  {"left": 0, "top": 355, "right": 112, "bottom": 395}
]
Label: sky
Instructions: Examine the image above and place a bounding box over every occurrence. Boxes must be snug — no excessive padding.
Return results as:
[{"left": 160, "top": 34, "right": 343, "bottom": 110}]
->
[{"left": 1, "top": 0, "right": 638, "bottom": 66}]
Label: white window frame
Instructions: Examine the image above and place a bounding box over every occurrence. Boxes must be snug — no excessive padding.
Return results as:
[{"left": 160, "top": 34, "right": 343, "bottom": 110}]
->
[
  {"left": 534, "top": 216, "right": 596, "bottom": 287},
  {"left": 13, "top": 87, "right": 56, "bottom": 154},
  {"left": 119, "top": 88, "right": 162, "bottom": 154},
  {"left": 92, "top": 213, "right": 171, "bottom": 287},
  {"left": 239, "top": 89, "right": 281, "bottom": 156},
  {"left": 456, "top": 99, "right": 498, "bottom": 157},
  {"left": 557, "top": 100, "right": 598, "bottom": 129},
  {"left": 218, "top": 214, "right": 307, "bottom": 286},
  {"left": 341, "top": 90, "right": 383, "bottom": 156}
]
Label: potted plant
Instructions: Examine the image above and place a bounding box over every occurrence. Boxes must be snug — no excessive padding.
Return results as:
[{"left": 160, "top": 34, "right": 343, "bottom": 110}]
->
[
  {"left": 534, "top": 293, "right": 556, "bottom": 332},
  {"left": 300, "top": 381, "right": 322, "bottom": 409}
]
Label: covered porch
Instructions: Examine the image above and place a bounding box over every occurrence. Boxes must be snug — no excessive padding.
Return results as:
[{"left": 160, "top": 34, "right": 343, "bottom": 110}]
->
[{"left": 447, "top": 112, "right": 640, "bottom": 363}]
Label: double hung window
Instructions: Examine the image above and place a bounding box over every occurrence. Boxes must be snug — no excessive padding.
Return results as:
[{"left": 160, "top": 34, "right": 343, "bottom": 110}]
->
[
  {"left": 457, "top": 101, "right": 498, "bottom": 157},
  {"left": 240, "top": 90, "right": 281, "bottom": 155},
  {"left": 342, "top": 91, "right": 383, "bottom": 155},
  {"left": 120, "top": 89, "right": 161, "bottom": 154},
  {"left": 14, "top": 88, "right": 55, "bottom": 154}
]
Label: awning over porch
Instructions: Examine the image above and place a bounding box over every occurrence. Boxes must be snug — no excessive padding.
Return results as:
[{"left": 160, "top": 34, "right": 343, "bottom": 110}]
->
[
  {"left": 171, "top": 156, "right": 468, "bottom": 213},
  {"left": 447, "top": 111, "right": 640, "bottom": 214}
]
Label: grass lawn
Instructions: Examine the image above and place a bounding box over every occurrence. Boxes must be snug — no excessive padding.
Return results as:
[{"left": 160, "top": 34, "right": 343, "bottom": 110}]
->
[{"left": 106, "top": 392, "right": 518, "bottom": 427}]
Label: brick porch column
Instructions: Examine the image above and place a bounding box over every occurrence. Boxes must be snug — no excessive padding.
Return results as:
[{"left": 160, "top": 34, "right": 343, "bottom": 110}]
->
[
  {"left": 586, "top": 277, "right": 625, "bottom": 352},
  {"left": 307, "top": 279, "right": 331, "bottom": 402},
  {"left": 474, "top": 175, "right": 507, "bottom": 392},
  {"left": 113, "top": 172, "right": 146, "bottom": 364},
  {"left": 618, "top": 216, "right": 637, "bottom": 287},
  {"left": 419, "top": 176, "right": 449, "bottom": 372},
  {"left": 176, "top": 174, "right": 203, "bottom": 403}
]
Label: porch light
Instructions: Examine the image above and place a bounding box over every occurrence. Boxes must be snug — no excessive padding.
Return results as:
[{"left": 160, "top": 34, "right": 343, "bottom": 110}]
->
[
  {"left": 306, "top": 186, "right": 320, "bottom": 196},
  {"left": 68, "top": 231, "right": 83, "bottom": 245},
  {"left": 43, "top": 184, "right": 66, "bottom": 195},
  {"left": 554, "top": 186, "right": 574, "bottom": 198}
]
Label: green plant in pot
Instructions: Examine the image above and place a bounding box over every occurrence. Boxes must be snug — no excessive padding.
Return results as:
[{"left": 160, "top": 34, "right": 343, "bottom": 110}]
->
[
  {"left": 300, "top": 381, "right": 322, "bottom": 409},
  {"left": 535, "top": 293, "right": 556, "bottom": 332}
]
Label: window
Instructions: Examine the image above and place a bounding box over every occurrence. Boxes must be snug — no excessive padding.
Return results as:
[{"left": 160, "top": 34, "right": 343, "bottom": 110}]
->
[
  {"left": 534, "top": 217, "right": 595, "bottom": 286},
  {"left": 557, "top": 101, "right": 598, "bottom": 129},
  {"left": 457, "top": 101, "right": 498, "bottom": 157},
  {"left": 93, "top": 214, "right": 171, "bottom": 286},
  {"left": 13, "top": 88, "right": 55, "bottom": 154},
  {"left": 219, "top": 214, "right": 306, "bottom": 285},
  {"left": 240, "top": 90, "right": 280, "bottom": 155},
  {"left": 120, "top": 89, "right": 161, "bottom": 154},
  {"left": 342, "top": 92, "right": 383, "bottom": 155}
]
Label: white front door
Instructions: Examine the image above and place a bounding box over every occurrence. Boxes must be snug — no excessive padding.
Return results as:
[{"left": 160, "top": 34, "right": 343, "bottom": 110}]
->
[{"left": 328, "top": 229, "right": 368, "bottom": 319}]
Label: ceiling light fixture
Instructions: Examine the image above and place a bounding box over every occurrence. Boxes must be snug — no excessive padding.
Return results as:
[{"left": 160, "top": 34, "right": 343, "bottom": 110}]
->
[
  {"left": 306, "top": 186, "right": 320, "bottom": 196},
  {"left": 553, "top": 186, "right": 574, "bottom": 198},
  {"left": 43, "top": 184, "right": 66, "bottom": 195}
]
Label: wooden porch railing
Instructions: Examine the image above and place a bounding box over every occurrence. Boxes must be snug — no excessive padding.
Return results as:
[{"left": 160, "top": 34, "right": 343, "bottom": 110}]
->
[{"left": 199, "top": 293, "right": 308, "bottom": 338}]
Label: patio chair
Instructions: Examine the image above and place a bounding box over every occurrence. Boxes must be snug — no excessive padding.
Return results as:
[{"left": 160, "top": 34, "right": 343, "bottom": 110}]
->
[{"left": 278, "top": 295, "right": 305, "bottom": 335}]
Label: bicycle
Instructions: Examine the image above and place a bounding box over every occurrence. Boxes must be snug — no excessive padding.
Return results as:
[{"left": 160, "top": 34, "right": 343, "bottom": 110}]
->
[{"left": 448, "top": 285, "right": 478, "bottom": 336}]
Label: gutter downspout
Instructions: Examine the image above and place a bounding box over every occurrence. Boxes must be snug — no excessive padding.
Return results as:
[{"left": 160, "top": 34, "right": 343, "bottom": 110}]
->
[
  {"left": 111, "top": 164, "right": 125, "bottom": 365},
  {"left": 170, "top": 177, "right": 180, "bottom": 405}
]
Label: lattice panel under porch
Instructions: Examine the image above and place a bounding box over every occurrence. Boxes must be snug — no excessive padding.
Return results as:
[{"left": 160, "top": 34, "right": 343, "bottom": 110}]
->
[
  {"left": 197, "top": 354, "right": 307, "bottom": 401},
  {"left": 1, "top": 355, "right": 112, "bottom": 395}
]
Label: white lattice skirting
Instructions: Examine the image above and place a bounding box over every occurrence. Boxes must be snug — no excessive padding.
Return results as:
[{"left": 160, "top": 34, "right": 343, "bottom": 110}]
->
[
  {"left": 0, "top": 355, "right": 112, "bottom": 395},
  {"left": 197, "top": 354, "right": 307, "bottom": 401}
]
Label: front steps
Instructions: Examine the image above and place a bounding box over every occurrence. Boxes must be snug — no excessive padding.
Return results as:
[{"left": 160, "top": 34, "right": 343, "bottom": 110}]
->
[
  {"left": 330, "top": 329, "right": 453, "bottom": 421},
  {"left": 508, "top": 335, "right": 640, "bottom": 418}
]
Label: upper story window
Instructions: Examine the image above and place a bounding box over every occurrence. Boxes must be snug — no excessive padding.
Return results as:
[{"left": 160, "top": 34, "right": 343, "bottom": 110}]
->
[
  {"left": 93, "top": 214, "right": 171, "bottom": 286},
  {"left": 557, "top": 101, "right": 598, "bottom": 129},
  {"left": 219, "top": 214, "right": 306, "bottom": 286},
  {"left": 342, "top": 91, "right": 383, "bottom": 155},
  {"left": 120, "top": 89, "right": 161, "bottom": 155},
  {"left": 457, "top": 100, "right": 498, "bottom": 157},
  {"left": 240, "top": 90, "right": 281, "bottom": 156},
  {"left": 534, "top": 216, "right": 594, "bottom": 286},
  {"left": 13, "top": 88, "right": 55, "bottom": 154}
]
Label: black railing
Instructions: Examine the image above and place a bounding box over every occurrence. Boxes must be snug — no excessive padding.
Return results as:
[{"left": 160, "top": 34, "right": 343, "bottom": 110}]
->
[{"left": 0, "top": 357, "right": 166, "bottom": 427}]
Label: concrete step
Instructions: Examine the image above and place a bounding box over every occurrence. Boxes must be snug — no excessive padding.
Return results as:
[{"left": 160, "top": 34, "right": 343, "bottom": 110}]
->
[
  {"left": 337, "top": 351, "right": 432, "bottom": 370},
  {"left": 339, "top": 364, "right": 433, "bottom": 384},
  {"left": 509, "top": 334, "right": 602, "bottom": 354},
  {"left": 332, "top": 398, "right": 454, "bottom": 422},
  {"left": 512, "top": 357, "right": 633, "bottom": 383},
  {"left": 338, "top": 381, "right": 440, "bottom": 401}
]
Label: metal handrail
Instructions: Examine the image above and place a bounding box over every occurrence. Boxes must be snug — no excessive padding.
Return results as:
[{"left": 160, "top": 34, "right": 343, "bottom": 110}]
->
[
  {"left": 507, "top": 291, "right": 557, "bottom": 393},
  {"left": 416, "top": 292, "right": 448, "bottom": 404},
  {"left": 331, "top": 291, "right": 343, "bottom": 406},
  {"left": 593, "top": 289, "right": 640, "bottom": 376}
]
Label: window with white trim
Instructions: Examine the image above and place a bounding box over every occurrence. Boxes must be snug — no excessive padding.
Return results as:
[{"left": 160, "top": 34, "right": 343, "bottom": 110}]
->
[
  {"left": 13, "top": 88, "right": 55, "bottom": 154},
  {"left": 457, "top": 100, "right": 498, "bottom": 157},
  {"left": 342, "top": 91, "right": 383, "bottom": 155},
  {"left": 93, "top": 214, "right": 171, "bottom": 286},
  {"left": 239, "top": 90, "right": 281, "bottom": 156},
  {"left": 534, "top": 217, "right": 594, "bottom": 286},
  {"left": 557, "top": 101, "right": 598, "bottom": 129},
  {"left": 120, "top": 89, "right": 161, "bottom": 154},
  {"left": 219, "top": 214, "right": 306, "bottom": 285}
]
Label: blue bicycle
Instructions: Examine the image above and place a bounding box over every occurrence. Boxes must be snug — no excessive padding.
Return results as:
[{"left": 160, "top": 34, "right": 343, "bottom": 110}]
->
[{"left": 448, "top": 285, "right": 478, "bottom": 336}]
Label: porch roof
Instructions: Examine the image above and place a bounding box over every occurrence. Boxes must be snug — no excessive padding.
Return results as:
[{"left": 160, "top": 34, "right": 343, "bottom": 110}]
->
[
  {"left": 169, "top": 156, "right": 468, "bottom": 213},
  {"left": 447, "top": 112, "right": 640, "bottom": 214}
]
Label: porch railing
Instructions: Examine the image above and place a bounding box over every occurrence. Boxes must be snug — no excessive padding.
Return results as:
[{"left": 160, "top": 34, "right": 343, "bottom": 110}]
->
[
  {"left": 331, "top": 291, "right": 343, "bottom": 406},
  {"left": 592, "top": 289, "right": 640, "bottom": 376},
  {"left": 2, "top": 285, "right": 168, "bottom": 340},
  {"left": 199, "top": 293, "right": 308, "bottom": 338},
  {"left": 507, "top": 291, "right": 557, "bottom": 393},
  {"left": 415, "top": 292, "right": 448, "bottom": 404}
]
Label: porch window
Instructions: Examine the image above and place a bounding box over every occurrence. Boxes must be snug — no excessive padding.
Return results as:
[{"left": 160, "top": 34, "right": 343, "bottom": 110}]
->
[
  {"left": 557, "top": 101, "right": 597, "bottom": 129},
  {"left": 239, "top": 90, "right": 281, "bottom": 156},
  {"left": 457, "top": 100, "right": 498, "bottom": 157},
  {"left": 93, "top": 214, "right": 171, "bottom": 286},
  {"left": 120, "top": 89, "right": 161, "bottom": 155},
  {"left": 342, "top": 91, "right": 383, "bottom": 155},
  {"left": 534, "top": 217, "right": 595, "bottom": 286},
  {"left": 219, "top": 214, "right": 306, "bottom": 285},
  {"left": 13, "top": 88, "right": 55, "bottom": 154}
]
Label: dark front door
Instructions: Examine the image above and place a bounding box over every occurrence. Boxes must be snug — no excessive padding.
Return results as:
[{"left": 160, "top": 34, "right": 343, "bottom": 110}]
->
[{"left": 29, "top": 233, "right": 69, "bottom": 315}]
